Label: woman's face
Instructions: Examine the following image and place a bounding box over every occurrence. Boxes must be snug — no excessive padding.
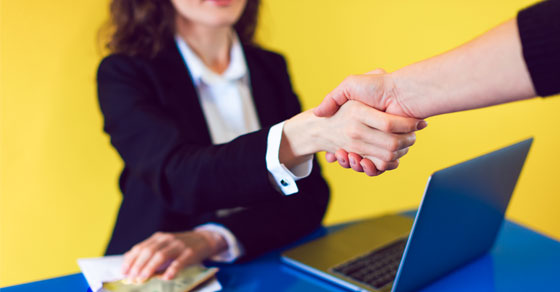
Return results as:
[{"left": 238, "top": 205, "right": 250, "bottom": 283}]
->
[{"left": 171, "top": 0, "right": 248, "bottom": 29}]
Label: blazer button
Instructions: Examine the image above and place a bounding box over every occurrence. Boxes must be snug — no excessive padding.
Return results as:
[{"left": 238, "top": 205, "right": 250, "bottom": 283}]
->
[{"left": 280, "top": 179, "right": 289, "bottom": 187}]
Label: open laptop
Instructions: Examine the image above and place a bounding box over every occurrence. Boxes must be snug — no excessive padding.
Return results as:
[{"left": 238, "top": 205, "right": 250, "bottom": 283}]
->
[{"left": 282, "top": 138, "right": 533, "bottom": 292}]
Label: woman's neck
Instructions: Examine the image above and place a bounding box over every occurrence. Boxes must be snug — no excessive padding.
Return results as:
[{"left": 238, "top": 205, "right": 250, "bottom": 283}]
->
[{"left": 176, "top": 17, "right": 232, "bottom": 74}]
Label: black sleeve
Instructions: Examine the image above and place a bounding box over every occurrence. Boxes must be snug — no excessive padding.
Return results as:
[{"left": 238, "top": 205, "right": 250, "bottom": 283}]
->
[
  {"left": 517, "top": 0, "right": 560, "bottom": 97},
  {"left": 97, "top": 55, "right": 281, "bottom": 216},
  {"left": 212, "top": 55, "right": 330, "bottom": 261}
]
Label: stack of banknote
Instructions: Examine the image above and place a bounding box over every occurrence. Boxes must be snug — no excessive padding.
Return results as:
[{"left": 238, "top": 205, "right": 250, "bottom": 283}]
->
[{"left": 102, "top": 264, "right": 220, "bottom": 292}]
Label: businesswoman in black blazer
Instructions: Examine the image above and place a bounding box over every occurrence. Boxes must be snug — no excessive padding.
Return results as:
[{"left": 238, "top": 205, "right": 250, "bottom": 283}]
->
[{"left": 97, "top": 0, "right": 422, "bottom": 281}]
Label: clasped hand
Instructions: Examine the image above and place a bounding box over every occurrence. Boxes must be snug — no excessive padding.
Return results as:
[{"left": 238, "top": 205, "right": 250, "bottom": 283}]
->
[{"left": 311, "top": 69, "right": 427, "bottom": 175}]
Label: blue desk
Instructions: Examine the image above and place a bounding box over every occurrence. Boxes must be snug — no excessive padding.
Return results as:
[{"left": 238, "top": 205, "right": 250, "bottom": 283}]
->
[{"left": 4, "top": 214, "right": 560, "bottom": 292}]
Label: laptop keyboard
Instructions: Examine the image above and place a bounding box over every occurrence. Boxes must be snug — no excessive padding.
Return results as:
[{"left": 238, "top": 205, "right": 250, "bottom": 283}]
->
[{"left": 331, "top": 238, "right": 407, "bottom": 290}]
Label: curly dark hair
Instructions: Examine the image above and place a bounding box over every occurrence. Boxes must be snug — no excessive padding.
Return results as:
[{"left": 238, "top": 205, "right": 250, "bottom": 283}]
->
[{"left": 102, "top": 0, "right": 260, "bottom": 58}]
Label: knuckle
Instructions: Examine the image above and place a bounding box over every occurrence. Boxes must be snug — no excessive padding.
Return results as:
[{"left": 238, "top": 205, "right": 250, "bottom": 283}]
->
[
  {"left": 347, "top": 124, "right": 361, "bottom": 139},
  {"left": 161, "top": 234, "right": 174, "bottom": 241},
  {"left": 384, "top": 150, "right": 396, "bottom": 161},
  {"left": 183, "top": 247, "right": 194, "bottom": 255},
  {"left": 376, "top": 160, "right": 389, "bottom": 171},
  {"left": 408, "top": 132, "right": 417, "bottom": 145},
  {"left": 387, "top": 138, "right": 400, "bottom": 152},
  {"left": 384, "top": 120, "right": 394, "bottom": 132},
  {"left": 153, "top": 251, "right": 166, "bottom": 261},
  {"left": 378, "top": 119, "right": 392, "bottom": 132},
  {"left": 131, "top": 244, "right": 141, "bottom": 253},
  {"left": 144, "top": 246, "right": 156, "bottom": 255}
]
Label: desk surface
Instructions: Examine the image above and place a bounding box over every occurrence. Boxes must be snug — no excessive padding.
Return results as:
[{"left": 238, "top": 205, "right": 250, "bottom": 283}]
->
[{"left": 3, "top": 213, "right": 560, "bottom": 292}]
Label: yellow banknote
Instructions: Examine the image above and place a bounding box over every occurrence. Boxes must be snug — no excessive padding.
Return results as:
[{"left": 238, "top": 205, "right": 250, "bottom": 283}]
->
[{"left": 102, "top": 265, "right": 218, "bottom": 292}]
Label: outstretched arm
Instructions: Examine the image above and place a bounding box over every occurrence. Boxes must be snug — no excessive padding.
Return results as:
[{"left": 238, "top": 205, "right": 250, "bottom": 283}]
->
[
  {"left": 315, "top": 18, "right": 535, "bottom": 120},
  {"left": 316, "top": 0, "right": 560, "bottom": 171}
]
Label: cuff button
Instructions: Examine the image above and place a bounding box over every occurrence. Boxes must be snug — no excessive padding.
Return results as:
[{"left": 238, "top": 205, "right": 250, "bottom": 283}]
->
[{"left": 280, "top": 179, "right": 289, "bottom": 187}]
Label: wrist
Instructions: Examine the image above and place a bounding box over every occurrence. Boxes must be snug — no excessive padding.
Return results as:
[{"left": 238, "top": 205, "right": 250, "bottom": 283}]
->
[
  {"left": 195, "top": 229, "right": 227, "bottom": 257},
  {"left": 280, "top": 110, "right": 321, "bottom": 168},
  {"left": 390, "top": 67, "right": 437, "bottom": 119}
]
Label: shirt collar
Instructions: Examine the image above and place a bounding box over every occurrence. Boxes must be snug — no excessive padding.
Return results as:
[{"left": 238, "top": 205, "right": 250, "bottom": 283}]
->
[{"left": 175, "top": 33, "right": 247, "bottom": 86}]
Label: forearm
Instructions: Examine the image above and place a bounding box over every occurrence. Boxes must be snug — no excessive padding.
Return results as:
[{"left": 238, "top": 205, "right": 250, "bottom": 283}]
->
[
  {"left": 215, "top": 164, "right": 330, "bottom": 261},
  {"left": 162, "top": 128, "right": 279, "bottom": 214},
  {"left": 392, "top": 19, "right": 536, "bottom": 119}
]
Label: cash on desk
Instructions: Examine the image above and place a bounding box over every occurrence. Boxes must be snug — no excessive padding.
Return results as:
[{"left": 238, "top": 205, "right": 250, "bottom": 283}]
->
[{"left": 78, "top": 255, "right": 221, "bottom": 292}]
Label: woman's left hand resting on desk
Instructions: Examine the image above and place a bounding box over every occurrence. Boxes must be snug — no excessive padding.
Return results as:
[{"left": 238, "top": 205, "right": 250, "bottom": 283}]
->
[{"left": 122, "top": 229, "right": 226, "bottom": 282}]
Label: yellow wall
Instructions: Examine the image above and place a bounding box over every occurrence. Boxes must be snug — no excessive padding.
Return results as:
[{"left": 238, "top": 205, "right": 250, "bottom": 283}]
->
[{"left": 1, "top": 0, "right": 557, "bottom": 287}]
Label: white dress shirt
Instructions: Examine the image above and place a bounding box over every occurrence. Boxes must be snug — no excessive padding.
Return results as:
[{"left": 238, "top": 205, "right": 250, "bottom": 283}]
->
[{"left": 175, "top": 34, "right": 313, "bottom": 262}]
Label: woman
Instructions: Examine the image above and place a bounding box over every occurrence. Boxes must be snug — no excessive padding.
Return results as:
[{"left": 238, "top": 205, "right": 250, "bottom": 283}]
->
[{"left": 97, "top": 0, "right": 422, "bottom": 281}]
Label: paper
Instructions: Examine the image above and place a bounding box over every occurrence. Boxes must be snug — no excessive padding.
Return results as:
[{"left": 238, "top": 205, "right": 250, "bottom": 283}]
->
[
  {"left": 77, "top": 255, "right": 221, "bottom": 292},
  {"left": 78, "top": 255, "right": 125, "bottom": 292}
]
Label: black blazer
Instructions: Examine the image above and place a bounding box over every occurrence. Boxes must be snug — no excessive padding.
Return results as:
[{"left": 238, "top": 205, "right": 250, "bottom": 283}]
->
[{"left": 97, "top": 40, "right": 330, "bottom": 260}]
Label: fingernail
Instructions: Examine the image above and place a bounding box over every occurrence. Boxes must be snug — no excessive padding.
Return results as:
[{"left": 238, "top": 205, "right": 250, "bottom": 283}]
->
[
  {"left": 416, "top": 120, "right": 428, "bottom": 130},
  {"left": 349, "top": 157, "right": 355, "bottom": 166}
]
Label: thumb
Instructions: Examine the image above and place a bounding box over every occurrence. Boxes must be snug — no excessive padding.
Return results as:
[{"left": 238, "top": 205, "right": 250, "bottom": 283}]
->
[
  {"left": 313, "top": 93, "right": 342, "bottom": 117},
  {"left": 313, "top": 84, "right": 349, "bottom": 117},
  {"left": 313, "top": 76, "right": 355, "bottom": 117}
]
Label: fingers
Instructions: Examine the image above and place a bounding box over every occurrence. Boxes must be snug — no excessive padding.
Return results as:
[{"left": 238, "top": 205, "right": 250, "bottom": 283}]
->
[
  {"left": 360, "top": 158, "right": 383, "bottom": 176},
  {"left": 162, "top": 248, "right": 195, "bottom": 280},
  {"left": 325, "top": 152, "right": 337, "bottom": 163},
  {"left": 122, "top": 234, "right": 159, "bottom": 275},
  {"left": 368, "top": 156, "right": 400, "bottom": 172},
  {"left": 348, "top": 122, "right": 416, "bottom": 153},
  {"left": 333, "top": 148, "right": 407, "bottom": 176},
  {"left": 313, "top": 89, "right": 344, "bottom": 117},
  {"left": 127, "top": 234, "right": 172, "bottom": 280},
  {"left": 358, "top": 105, "right": 426, "bottom": 134},
  {"left": 335, "top": 149, "right": 350, "bottom": 168},
  {"left": 348, "top": 152, "right": 364, "bottom": 172},
  {"left": 137, "top": 241, "right": 184, "bottom": 281}
]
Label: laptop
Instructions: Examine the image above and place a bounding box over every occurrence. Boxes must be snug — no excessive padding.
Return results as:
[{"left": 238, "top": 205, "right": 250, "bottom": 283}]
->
[{"left": 282, "top": 138, "right": 533, "bottom": 292}]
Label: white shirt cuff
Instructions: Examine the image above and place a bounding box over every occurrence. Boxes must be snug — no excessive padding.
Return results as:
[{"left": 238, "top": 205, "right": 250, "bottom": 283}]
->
[
  {"left": 195, "top": 223, "right": 243, "bottom": 263},
  {"left": 265, "top": 121, "right": 314, "bottom": 196}
]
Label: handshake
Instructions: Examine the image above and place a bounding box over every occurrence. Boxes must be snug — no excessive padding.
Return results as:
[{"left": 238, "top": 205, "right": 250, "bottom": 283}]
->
[
  {"left": 281, "top": 19, "right": 544, "bottom": 176},
  {"left": 281, "top": 69, "right": 428, "bottom": 177},
  {"left": 283, "top": 33, "right": 536, "bottom": 177}
]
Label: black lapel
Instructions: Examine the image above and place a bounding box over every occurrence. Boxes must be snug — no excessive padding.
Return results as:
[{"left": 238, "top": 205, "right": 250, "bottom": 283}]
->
[
  {"left": 148, "top": 42, "right": 282, "bottom": 145},
  {"left": 244, "top": 46, "right": 282, "bottom": 129},
  {"left": 150, "top": 40, "right": 212, "bottom": 144}
]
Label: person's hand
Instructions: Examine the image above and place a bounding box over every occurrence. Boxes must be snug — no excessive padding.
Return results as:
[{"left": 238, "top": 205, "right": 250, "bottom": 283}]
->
[
  {"left": 313, "top": 69, "right": 426, "bottom": 172},
  {"left": 121, "top": 230, "right": 227, "bottom": 282},
  {"left": 282, "top": 100, "right": 423, "bottom": 176},
  {"left": 313, "top": 69, "right": 417, "bottom": 119}
]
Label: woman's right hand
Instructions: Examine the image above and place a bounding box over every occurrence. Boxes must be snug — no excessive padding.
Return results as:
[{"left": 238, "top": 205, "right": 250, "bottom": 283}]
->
[{"left": 281, "top": 100, "right": 425, "bottom": 176}]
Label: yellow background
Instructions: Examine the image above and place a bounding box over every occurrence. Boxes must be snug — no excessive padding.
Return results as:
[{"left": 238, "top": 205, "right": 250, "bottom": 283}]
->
[{"left": 1, "top": 0, "right": 557, "bottom": 287}]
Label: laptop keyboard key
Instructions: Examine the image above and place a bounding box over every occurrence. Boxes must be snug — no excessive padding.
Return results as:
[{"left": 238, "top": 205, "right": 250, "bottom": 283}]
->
[{"left": 331, "top": 238, "right": 407, "bottom": 290}]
